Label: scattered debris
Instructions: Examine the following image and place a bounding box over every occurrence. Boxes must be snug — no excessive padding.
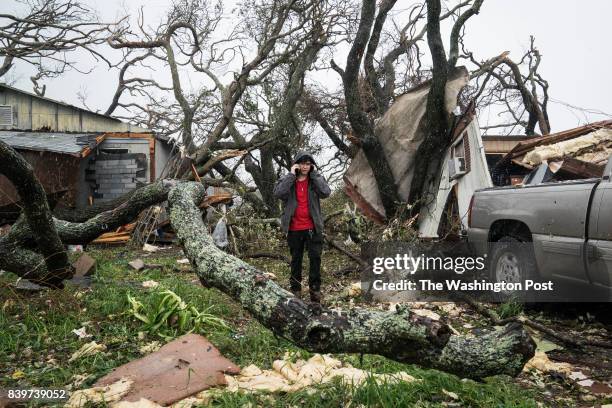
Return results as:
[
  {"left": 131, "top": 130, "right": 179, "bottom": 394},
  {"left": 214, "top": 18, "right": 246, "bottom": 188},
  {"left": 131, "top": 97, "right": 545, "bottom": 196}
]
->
[
  {"left": 93, "top": 334, "right": 240, "bottom": 406},
  {"left": 523, "top": 351, "right": 572, "bottom": 374},
  {"left": 533, "top": 336, "right": 563, "bottom": 353},
  {"left": 442, "top": 389, "right": 459, "bottom": 400},
  {"left": 92, "top": 223, "right": 136, "bottom": 245},
  {"left": 65, "top": 377, "right": 133, "bottom": 408},
  {"left": 225, "top": 353, "right": 417, "bottom": 393},
  {"left": 142, "top": 243, "right": 161, "bottom": 253},
  {"left": 112, "top": 398, "right": 163, "bottom": 408},
  {"left": 69, "top": 341, "right": 107, "bottom": 362},
  {"left": 138, "top": 341, "right": 161, "bottom": 354},
  {"left": 12, "top": 278, "right": 46, "bottom": 292},
  {"left": 11, "top": 370, "right": 25, "bottom": 380},
  {"left": 411, "top": 308, "right": 441, "bottom": 321},
  {"left": 176, "top": 258, "right": 190, "bottom": 264},
  {"left": 347, "top": 282, "right": 362, "bottom": 297},
  {"left": 70, "top": 374, "right": 91, "bottom": 389},
  {"left": 141, "top": 280, "right": 160, "bottom": 289},
  {"left": 72, "top": 253, "right": 96, "bottom": 278},
  {"left": 72, "top": 327, "right": 92, "bottom": 339},
  {"left": 262, "top": 272, "right": 277, "bottom": 280},
  {"left": 129, "top": 259, "right": 145, "bottom": 271}
]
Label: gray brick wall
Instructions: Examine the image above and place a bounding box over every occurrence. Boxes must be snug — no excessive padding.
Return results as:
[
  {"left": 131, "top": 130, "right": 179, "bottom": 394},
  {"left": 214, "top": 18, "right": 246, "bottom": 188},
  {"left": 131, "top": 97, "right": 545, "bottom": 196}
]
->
[{"left": 93, "top": 152, "right": 147, "bottom": 202}]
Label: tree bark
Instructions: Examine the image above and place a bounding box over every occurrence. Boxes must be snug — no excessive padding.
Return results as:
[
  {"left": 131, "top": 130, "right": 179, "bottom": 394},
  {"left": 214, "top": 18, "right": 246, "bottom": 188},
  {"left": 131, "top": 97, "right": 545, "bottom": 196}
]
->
[
  {"left": 408, "top": 0, "right": 450, "bottom": 209},
  {"left": 0, "top": 140, "right": 72, "bottom": 286},
  {"left": 6, "top": 180, "right": 176, "bottom": 247},
  {"left": 340, "top": 0, "right": 401, "bottom": 218},
  {"left": 168, "top": 182, "right": 536, "bottom": 379}
]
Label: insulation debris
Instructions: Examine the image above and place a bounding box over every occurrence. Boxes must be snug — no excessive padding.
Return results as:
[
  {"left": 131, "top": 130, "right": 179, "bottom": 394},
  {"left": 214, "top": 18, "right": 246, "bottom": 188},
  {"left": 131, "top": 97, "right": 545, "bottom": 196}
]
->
[
  {"left": 224, "top": 353, "right": 417, "bottom": 393},
  {"left": 68, "top": 341, "right": 107, "bottom": 362},
  {"left": 523, "top": 128, "right": 612, "bottom": 166},
  {"left": 522, "top": 351, "right": 572, "bottom": 374},
  {"left": 65, "top": 378, "right": 133, "bottom": 407}
]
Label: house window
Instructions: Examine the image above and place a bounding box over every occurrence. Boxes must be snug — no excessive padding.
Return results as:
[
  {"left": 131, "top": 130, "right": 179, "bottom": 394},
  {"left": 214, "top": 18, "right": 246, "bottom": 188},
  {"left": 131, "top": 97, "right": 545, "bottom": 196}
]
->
[
  {"left": 451, "top": 133, "right": 471, "bottom": 173},
  {"left": 0, "top": 105, "right": 13, "bottom": 126}
]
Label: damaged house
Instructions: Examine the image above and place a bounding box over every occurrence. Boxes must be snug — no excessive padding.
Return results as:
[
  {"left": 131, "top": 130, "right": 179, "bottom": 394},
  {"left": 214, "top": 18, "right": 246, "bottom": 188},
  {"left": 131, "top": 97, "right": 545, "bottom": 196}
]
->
[
  {"left": 343, "top": 67, "right": 494, "bottom": 239},
  {"left": 492, "top": 120, "right": 612, "bottom": 186},
  {"left": 0, "top": 84, "right": 174, "bottom": 222},
  {"left": 342, "top": 64, "right": 611, "bottom": 240}
]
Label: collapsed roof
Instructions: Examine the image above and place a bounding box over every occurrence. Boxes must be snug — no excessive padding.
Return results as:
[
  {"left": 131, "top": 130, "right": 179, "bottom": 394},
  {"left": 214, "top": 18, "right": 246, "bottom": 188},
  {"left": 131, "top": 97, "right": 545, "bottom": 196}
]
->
[{"left": 494, "top": 120, "right": 612, "bottom": 180}]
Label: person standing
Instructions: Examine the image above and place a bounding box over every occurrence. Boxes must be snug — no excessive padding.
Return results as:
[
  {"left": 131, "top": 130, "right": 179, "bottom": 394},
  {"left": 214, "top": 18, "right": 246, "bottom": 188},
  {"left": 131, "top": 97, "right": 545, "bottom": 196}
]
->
[{"left": 273, "top": 151, "right": 331, "bottom": 304}]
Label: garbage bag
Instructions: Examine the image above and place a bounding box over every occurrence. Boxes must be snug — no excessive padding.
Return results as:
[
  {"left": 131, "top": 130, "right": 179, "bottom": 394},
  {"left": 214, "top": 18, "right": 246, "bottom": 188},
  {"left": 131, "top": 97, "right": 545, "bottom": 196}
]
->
[{"left": 212, "top": 217, "right": 229, "bottom": 248}]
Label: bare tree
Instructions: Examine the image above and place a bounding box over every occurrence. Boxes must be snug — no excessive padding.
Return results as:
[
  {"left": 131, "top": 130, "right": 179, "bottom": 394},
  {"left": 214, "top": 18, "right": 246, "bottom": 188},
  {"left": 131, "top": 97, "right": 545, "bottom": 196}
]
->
[
  {"left": 465, "top": 36, "right": 550, "bottom": 135},
  {"left": 0, "top": 0, "right": 114, "bottom": 93},
  {"left": 329, "top": 0, "right": 483, "bottom": 217}
]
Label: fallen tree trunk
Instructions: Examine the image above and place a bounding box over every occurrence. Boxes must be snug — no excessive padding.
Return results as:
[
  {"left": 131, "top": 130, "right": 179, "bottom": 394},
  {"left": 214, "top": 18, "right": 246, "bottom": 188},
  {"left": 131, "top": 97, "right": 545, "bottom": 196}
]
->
[
  {"left": 168, "top": 182, "right": 535, "bottom": 380},
  {"left": 0, "top": 180, "right": 176, "bottom": 284},
  {"left": 52, "top": 187, "right": 142, "bottom": 222},
  {"left": 6, "top": 180, "right": 176, "bottom": 246},
  {"left": 0, "top": 140, "right": 72, "bottom": 286}
]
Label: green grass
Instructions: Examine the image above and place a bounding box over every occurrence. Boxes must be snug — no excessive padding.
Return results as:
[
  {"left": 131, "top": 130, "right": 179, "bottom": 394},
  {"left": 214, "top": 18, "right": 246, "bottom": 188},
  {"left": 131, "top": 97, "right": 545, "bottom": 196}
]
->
[{"left": 0, "top": 246, "right": 542, "bottom": 407}]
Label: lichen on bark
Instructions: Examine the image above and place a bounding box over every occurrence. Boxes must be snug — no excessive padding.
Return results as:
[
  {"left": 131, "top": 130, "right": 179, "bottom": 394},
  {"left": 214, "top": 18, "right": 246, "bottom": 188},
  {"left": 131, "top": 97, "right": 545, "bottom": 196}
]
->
[{"left": 168, "top": 182, "right": 535, "bottom": 379}]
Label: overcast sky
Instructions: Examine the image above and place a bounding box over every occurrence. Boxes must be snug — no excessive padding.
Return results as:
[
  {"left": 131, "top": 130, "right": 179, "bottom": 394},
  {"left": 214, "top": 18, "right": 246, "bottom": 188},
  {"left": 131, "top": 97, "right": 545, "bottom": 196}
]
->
[{"left": 2, "top": 0, "right": 611, "bottom": 134}]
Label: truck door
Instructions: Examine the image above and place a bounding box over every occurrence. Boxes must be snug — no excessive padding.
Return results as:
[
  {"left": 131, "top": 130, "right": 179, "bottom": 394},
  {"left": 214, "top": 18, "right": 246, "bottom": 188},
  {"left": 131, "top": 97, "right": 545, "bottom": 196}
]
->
[
  {"left": 534, "top": 181, "right": 594, "bottom": 283},
  {"left": 586, "top": 178, "right": 612, "bottom": 292}
]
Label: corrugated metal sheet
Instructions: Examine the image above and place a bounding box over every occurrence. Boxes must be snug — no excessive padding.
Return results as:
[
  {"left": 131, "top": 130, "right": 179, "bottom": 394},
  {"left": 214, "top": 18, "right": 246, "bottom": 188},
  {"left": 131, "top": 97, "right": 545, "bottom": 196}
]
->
[{"left": 0, "top": 131, "right": 102, "bottom": 156}]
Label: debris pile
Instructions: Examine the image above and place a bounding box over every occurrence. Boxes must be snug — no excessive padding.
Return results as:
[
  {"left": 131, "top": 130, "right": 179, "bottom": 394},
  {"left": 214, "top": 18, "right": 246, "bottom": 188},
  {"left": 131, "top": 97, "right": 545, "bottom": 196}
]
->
[
  {"left": 90, "top": 190, "right": 233, "bottom": 245},
  {"left": 494, "top": 120, "right": 612, "bottom": 183},
  {"left": 226, "top": 352, "right": 417, "bottom": 393},
  {"left": 65, "top": 334, "right": 418, "bottom": 407}
]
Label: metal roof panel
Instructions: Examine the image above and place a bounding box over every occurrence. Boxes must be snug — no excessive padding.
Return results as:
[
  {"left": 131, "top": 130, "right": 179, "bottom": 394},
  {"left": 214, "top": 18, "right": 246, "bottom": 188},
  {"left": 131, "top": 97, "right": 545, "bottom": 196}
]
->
[{"left": 0, "top": 131, "right": 102, "bottom": 156}]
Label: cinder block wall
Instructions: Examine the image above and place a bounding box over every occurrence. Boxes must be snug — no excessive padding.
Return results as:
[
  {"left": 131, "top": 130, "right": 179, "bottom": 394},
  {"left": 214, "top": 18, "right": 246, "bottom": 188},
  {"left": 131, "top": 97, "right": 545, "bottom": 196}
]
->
[{"left": 93, "top": 152, "right": 147, "bottom": 202}]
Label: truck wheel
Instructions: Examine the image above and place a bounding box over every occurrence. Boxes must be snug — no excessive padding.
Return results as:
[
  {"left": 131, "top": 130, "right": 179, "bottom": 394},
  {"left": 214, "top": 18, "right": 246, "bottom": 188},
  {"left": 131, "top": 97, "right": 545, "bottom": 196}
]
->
[{"left": 489, "top": 236, "right": 538, "bottom": 300}]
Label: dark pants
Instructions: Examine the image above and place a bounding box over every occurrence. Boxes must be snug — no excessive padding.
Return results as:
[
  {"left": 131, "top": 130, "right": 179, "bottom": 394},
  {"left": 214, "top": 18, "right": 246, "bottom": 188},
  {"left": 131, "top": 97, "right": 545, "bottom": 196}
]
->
[{"left": 287, "top": 229, "right": 323, "bottom": 293}]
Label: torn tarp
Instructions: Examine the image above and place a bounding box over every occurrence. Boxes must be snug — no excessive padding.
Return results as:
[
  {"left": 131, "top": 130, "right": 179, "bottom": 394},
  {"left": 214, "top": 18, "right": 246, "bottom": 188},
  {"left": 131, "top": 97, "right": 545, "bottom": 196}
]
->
[{"left": 343, "top": 67, "right": 470, "bottom": 223}]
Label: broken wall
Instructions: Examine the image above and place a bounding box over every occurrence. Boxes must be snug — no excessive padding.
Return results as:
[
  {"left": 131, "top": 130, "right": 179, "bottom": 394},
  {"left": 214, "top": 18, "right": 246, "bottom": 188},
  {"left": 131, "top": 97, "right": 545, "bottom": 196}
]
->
[{"left": 0, "top": 150, "right": 80, "bottom": 220}]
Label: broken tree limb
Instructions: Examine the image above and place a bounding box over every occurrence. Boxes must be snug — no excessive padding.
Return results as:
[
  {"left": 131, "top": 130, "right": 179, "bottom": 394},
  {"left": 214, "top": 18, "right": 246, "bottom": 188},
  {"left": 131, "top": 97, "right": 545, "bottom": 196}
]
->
[
  {"left": 168, "top": 182, "right": 536, "bottom": 379},
  {"left": 0, "top": 180, "right": 176, "bottom": 283},
  {"left": 6, "top": 180, "right": 176, "bottom": 246},
  {"left": 0, "top": 140, "right": 72, "bottom": 286},
  {"left": 324, "top": 236, "right": 367, "bottom": 267},
  {"left": 460, "top": 295, "right": 612, "bottom": 350}
]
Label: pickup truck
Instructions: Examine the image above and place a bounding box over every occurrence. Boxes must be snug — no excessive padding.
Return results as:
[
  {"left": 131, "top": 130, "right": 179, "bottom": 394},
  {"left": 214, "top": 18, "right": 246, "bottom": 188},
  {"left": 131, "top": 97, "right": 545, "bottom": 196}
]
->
[{"left": 467, "top": 157, "right": 612, "bottom": 301}]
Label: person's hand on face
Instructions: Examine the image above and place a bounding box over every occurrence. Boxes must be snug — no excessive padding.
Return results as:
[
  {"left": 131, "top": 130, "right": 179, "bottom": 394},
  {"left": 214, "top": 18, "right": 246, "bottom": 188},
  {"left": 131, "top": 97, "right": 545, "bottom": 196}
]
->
[{"left": 291, "top": 164, "right": 300, "bottom": 175}]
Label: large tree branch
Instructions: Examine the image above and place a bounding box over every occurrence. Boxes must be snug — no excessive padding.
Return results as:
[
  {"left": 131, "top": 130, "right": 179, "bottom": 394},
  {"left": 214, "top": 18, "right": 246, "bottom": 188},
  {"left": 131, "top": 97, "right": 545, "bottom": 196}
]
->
[
  {"left": 0, "top": 140, "right": 72, "bottom": 287},
  {"left": 408, "top": 0, "right": 450, "bottom": 208},
  {"left": 447, "top": 0, "right": 484, "bottom": 68},
  {"left": 6, "top": 180, "right": 175, "bottom": 247},
  {"left": 364, "top": 0, "right": 398, "bottom": 115},
  {"left": 341, "top": 0, "right": 400, "bottom": 218},
  {"left": 168, "top": 182, "right": 536, "bottom": 379}
]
